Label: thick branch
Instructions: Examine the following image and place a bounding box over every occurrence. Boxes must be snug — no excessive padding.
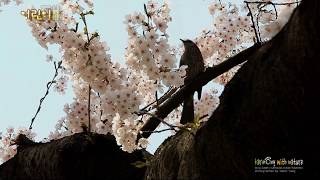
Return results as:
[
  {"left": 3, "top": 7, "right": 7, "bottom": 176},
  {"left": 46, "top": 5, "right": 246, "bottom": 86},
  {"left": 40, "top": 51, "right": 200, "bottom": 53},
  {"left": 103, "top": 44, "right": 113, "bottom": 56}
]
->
[{"left": 139, "top": 43, "right": 261, "bottom": 138}]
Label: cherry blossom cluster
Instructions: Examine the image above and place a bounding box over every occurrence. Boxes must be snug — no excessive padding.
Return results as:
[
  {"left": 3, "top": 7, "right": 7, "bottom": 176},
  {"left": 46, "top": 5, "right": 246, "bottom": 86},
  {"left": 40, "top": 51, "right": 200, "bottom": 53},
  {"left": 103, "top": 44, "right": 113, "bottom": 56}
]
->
[
  {"left": 0, "top": 0, "right": 22, "bottom": 8},
  {"left": 124, "top": 1, "right": 186, "bottom": 96},
  {"left": 199, "top": 2, "right": 253, "bottom": 62},
  {"left": 111, "top": 114, "right": 149, "bottom": 152},
  {"left": 194, "top": 90, "right": 220, "bottom": 122},
  {"left": 54, "top": 75, "right": 69, "bottom": 94},
  {"left": 0, "top": 0, "right": 22, "bottom": 14},
  {"left": 59, "top": 0, "right": 93, "bottom": 14},
  {"left": 1, "top": 0, "right": 207, "bottom": 164},
  {"left": 194, "top": 1, "right": 254, "bottom": 85},
  {"left": 122, "top": 2, "right": 189, "bottom": 145},
  {"left": 246, "top": 0, "right": 297, "bottom": 40},
  {"left": 24, "top": 0, "right": 150, "bottom": 152},
  {"left": 195, "top": 0, "right": 296, "bottom": 85},
  {"left": 0, "top": 127, "right": 35, "bottom": 163}
]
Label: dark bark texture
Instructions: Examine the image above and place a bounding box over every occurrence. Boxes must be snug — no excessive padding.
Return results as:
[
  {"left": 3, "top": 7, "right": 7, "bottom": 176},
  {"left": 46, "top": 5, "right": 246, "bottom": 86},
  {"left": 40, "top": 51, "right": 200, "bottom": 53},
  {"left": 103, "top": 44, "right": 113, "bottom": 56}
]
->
[
  {"left": 1, "top": 0, "right": 319, "bottom": 179},
  {"left": 0, "top": 133, "right": 149, "bottom": 180},
  {"left": 145, "top": 1, "right": 320, "bottom": 179}
]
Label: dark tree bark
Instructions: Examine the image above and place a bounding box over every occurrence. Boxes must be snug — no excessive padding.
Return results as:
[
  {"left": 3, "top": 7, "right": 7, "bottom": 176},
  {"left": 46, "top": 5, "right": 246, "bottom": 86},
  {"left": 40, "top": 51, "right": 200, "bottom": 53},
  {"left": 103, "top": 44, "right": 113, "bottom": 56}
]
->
[
  {"left": 0, "top": 133, "right": 150, "bottom": 180},
  {"left": 145, "top": 1, "right": 320, "bottom": 179},
  {"left": 1, "top": 0, "right": 319, "bottom": 179}
]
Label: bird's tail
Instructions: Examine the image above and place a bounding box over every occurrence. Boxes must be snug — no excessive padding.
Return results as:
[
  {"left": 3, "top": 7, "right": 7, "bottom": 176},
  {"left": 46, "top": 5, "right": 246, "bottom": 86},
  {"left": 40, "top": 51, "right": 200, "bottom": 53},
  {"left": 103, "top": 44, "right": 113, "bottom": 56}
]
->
[{"left": 180, "top": 95, "right": 194, "bottom": 124}]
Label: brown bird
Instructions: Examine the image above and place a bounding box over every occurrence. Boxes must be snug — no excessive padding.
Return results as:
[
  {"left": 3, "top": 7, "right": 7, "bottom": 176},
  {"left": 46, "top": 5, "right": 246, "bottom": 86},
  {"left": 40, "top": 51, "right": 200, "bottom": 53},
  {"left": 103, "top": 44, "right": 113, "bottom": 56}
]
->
[{"left": 179, "top": 39, "right": 205, "bottom": 124}]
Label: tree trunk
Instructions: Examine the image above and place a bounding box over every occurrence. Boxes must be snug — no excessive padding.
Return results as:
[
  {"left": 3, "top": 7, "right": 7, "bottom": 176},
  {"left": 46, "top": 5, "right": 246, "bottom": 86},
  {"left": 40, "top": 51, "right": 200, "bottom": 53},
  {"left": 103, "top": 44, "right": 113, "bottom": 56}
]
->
[{"left": 0, "top": 133, "right": 149, "bottom": 180}]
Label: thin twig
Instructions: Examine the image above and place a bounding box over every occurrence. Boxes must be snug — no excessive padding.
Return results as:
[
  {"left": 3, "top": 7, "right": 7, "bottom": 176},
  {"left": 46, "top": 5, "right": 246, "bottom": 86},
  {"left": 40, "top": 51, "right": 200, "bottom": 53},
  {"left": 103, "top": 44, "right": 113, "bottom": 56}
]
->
[
  {"left": 244, "top": 1, "right": 300, "bottom": 6},
  {"left": 139, "top": 87, "right": 178, "bottom": 112},
  {"left": 199, "top": 114, "right": 209, "bottom": 121},
  {"left": 245, "top": 1, "right": 261, "bottom": 45},
  {"left": 29, "top": 61, "right": 62, "bottom": 130},
  {"left": 97, "top": 92, "right": 103, "bottom": 121},
  {"left": 70, "top": 22, "right": 79, "bottom": 32},
  {"left": 153, "top": 87, "right": 178, "bottom": 109},
  {"left": 80, "top": 10, "right": 95, "bottom": 133},
  {"left": 135, "top": 110, "right": 180, "bottom": 132},
  {"left": 88, "top": 85, "right": 91, "bottom": 132},
  {"left": 244, "top": 0, "right": 299, "bottom": 43},
  {"left": 155, "top": 90, "right": 159, "bottom": 107},
  {"left": 270, "top": 3, "right": 278, "bottom": 19},
  {"left": 80, "top": 15, "right": 90, "bottom": 43},
  {"left": 140, "top": 128, "right": 174, "bottom": 134},
  {"left": 80, "top": 11, "right": 96, "bottom": 48},
  {"left": 256, "top": 10, "right": 262, "bottom": 42}
]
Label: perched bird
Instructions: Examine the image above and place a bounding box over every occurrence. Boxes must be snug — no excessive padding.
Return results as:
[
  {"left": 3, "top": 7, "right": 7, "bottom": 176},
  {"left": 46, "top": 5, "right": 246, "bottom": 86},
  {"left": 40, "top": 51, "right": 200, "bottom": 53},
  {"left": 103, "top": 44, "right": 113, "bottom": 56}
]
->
[{"left": 179, "top": 39, "right": 205, "bottom": 124}]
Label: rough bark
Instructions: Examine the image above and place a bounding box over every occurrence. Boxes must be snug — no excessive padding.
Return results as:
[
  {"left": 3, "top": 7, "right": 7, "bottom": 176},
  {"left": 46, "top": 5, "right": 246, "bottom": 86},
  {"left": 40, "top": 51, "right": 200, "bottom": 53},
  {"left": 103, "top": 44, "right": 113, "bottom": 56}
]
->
[
  {"left": 0, "top": 133, "right": 150, "bottom": 180},
  {"left": 145, "top": 1, "right": 320, "bottom": 179}
]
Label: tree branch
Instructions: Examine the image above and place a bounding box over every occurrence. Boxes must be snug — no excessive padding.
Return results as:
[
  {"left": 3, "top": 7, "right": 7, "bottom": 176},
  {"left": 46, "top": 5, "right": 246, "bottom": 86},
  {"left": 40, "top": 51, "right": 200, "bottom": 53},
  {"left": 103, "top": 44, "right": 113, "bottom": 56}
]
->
[
  {"left": 29, "top": 61, "right": 62, "bottom": 130},
  {"left": 88, "top": 85, "right": 91, "bottom": 132},
  {"left": 245, "top": 2, "right": 261, "bottom": 44},
  {"left": 139, "top": 87, "right": 178, "bottom": 113}
]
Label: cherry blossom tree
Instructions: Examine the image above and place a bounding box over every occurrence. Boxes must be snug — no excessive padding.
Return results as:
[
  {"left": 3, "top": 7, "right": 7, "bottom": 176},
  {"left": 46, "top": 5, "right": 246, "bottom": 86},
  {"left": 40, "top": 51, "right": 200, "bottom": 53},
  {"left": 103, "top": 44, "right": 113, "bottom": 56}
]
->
[
  {"left": 2, "top": 0, "right": 317, "bottom": 179},
  {"left": 0, "top": 0, "right": 295, "bottom": 163}
]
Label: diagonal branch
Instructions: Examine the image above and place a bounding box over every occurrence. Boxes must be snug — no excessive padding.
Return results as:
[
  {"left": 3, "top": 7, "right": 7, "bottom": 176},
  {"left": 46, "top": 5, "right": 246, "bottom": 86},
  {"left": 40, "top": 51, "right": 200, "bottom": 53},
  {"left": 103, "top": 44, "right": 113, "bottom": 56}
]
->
[
  {"left": 29, "top": 61, "right": 62, "bottom": 130},
  {"left": 138, "top": 43, "right": 261, "bottom": 139}
]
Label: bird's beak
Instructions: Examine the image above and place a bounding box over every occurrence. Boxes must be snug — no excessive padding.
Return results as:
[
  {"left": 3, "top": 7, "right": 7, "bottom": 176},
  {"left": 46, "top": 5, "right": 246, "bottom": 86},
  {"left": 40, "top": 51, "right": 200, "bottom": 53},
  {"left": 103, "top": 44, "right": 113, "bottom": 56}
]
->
[{"left": 180, "top": 39, "right": 185, "bottom": 43}]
